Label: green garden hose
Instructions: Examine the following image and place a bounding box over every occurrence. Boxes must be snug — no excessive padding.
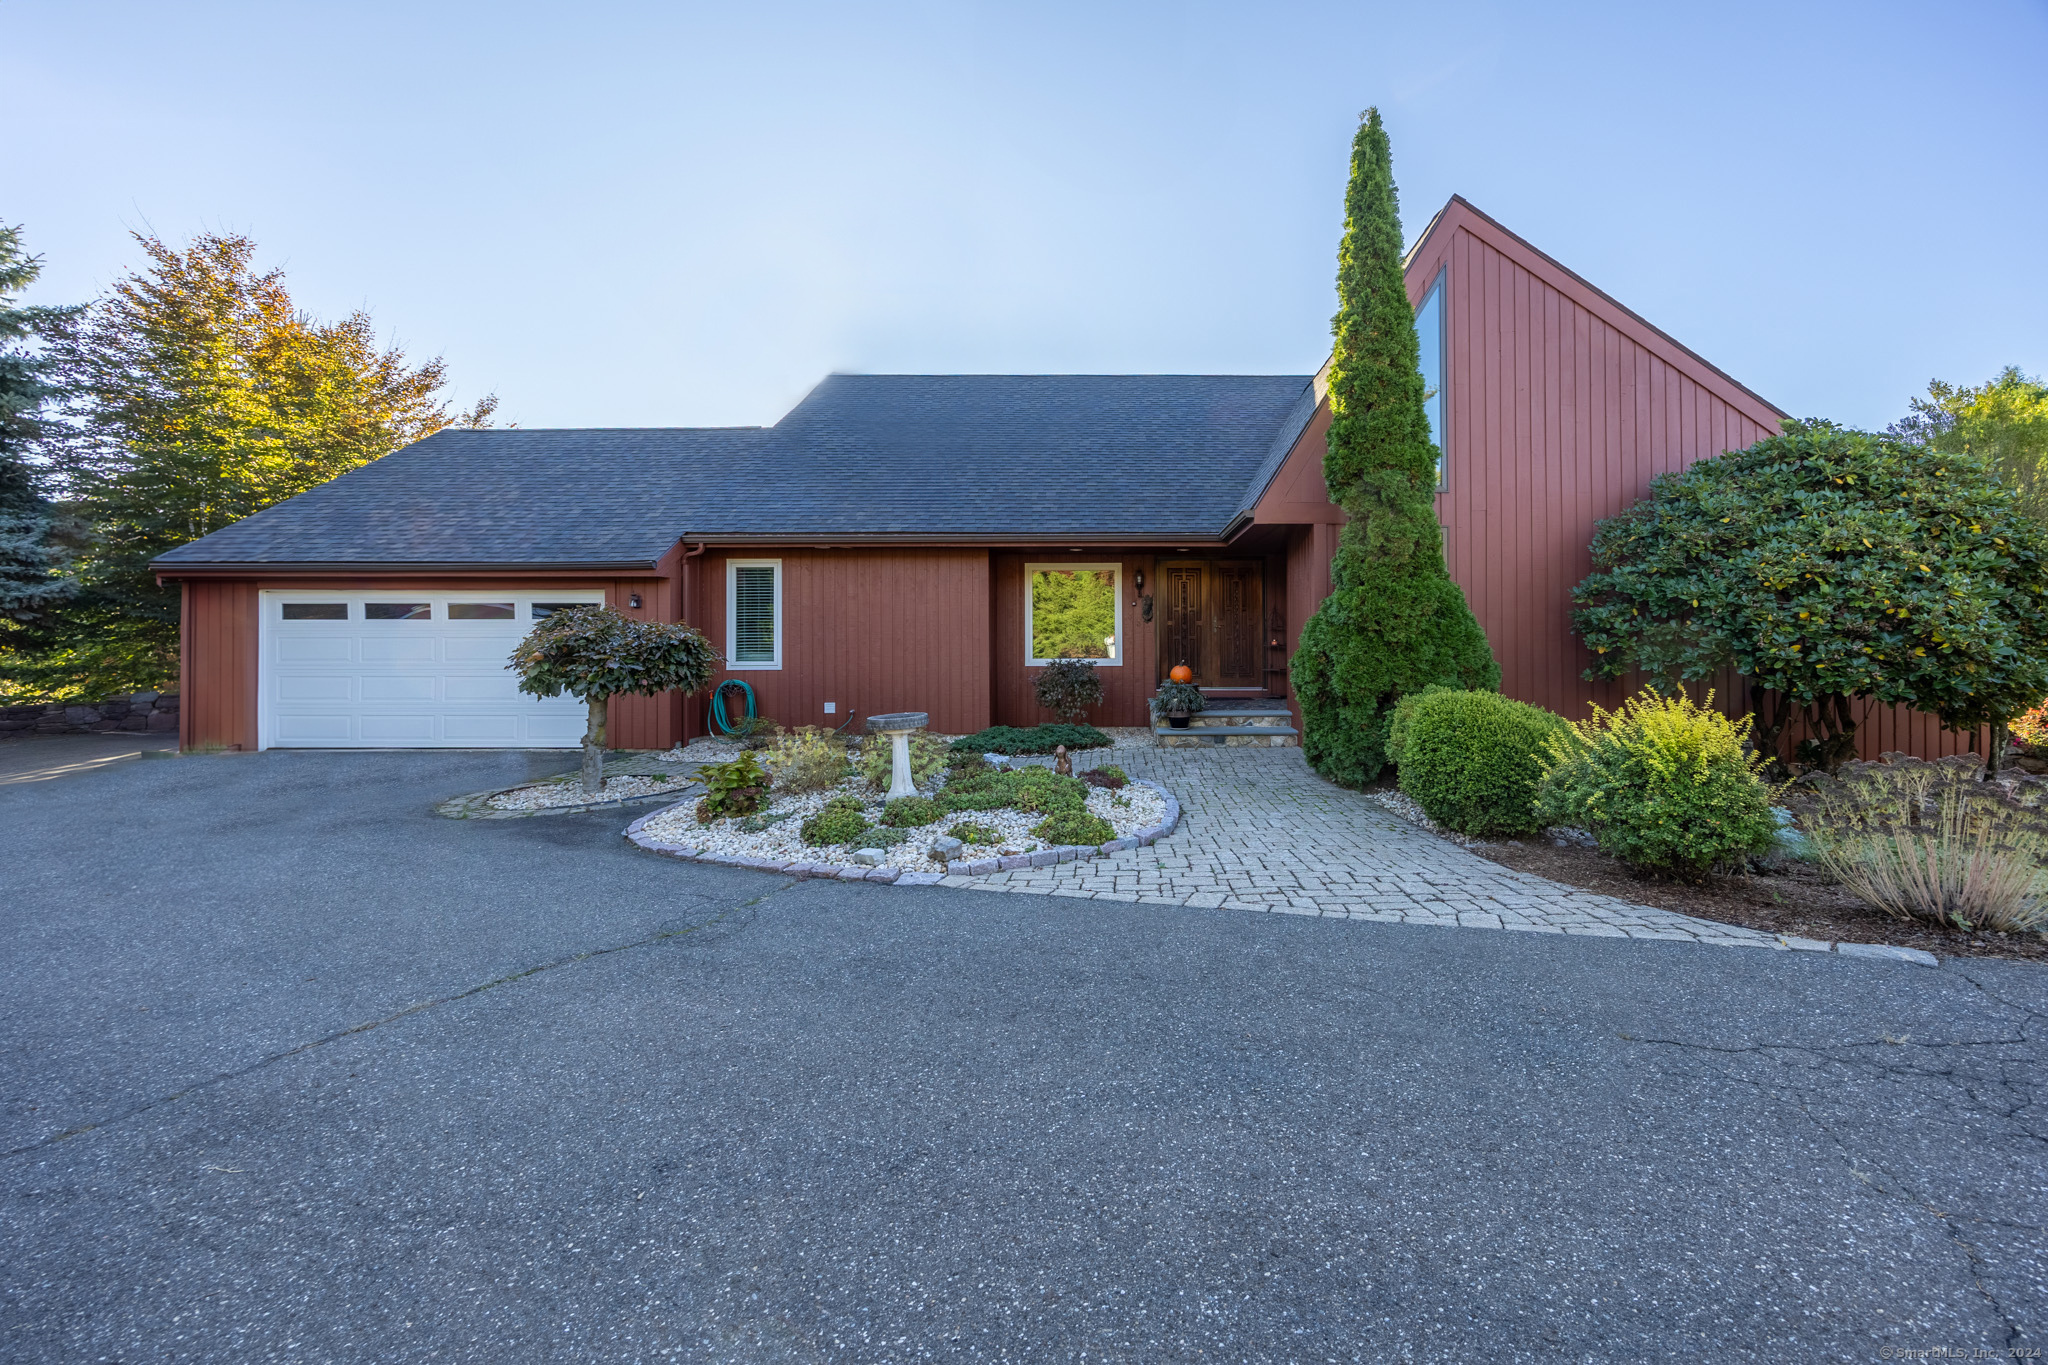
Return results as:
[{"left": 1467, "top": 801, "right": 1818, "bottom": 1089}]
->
[{"left": 709, "top": 679, "right": 758, "bottom": 736}]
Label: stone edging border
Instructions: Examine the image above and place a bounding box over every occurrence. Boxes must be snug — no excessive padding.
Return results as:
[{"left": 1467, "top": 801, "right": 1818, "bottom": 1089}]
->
[{"left": 623, "top": 779, "right": 1182, "bottom": 884}]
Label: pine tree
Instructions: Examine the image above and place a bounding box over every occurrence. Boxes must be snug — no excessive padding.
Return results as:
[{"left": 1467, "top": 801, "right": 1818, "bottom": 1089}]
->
[
  {"left": 0, "top": 222, "right": 79, "bottom": 654},
  {"left": 26, "top": 231, "right": 496, "bottom": 695},
  {"left": 1290, "top": 110, "right": 1498, "bottom": 786}
]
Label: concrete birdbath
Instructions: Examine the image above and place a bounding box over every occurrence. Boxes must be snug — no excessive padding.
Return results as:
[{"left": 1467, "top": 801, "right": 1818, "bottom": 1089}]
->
[{"left": 865, "top": 712, "right": 930, "bottom": 802}]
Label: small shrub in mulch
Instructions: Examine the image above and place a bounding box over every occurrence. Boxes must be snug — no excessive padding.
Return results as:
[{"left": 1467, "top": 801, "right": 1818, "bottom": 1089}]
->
[
  {"left": 695, "top": 753, "right": 769, "bottom": 824},
  {"left": 948, "top": 821, "right": 1001, "bottom": 845},
  {"left": 1081, "top": 765, "right": 1127, "bottom": 789},
  {"left": 1033, "top": 810, "right": 1115, "bottom": 846},
  {"left": 881, "top": 795, "right": 945, "bottom": 827},
  {"left": 801, "top": 795, "right": 872, "bottom": 846}
]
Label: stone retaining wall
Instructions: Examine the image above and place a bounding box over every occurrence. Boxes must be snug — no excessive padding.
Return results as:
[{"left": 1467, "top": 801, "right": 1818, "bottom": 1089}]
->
[{"left": 0, "top": 691, "right": 180, "bottom": 737}]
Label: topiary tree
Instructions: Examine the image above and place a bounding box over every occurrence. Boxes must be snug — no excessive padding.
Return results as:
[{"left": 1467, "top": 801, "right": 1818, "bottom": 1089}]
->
[
  {"left": 1290, "top": 109, "right": 1498, "bottom": 787},
  {"left": 509, "top": 604, "right": 721, "bottom": 794},
  {"left": 1573, "top": 419, "right": 2048, "bottom": 773},
  {"left": 1032, "top": 658, "right": 1103, "bottom": 723}
]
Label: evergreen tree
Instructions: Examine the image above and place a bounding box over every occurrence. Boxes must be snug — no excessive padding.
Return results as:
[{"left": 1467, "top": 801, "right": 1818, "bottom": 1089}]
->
[
  {"left": 1291, "top": 110, "right": 1498, "bottom": 786},
  {"left": 24, "top": 231, "right": 496, "bottom": 696},
  {"left": 0, "top": 222, "right": 79, "bottom": 650}
]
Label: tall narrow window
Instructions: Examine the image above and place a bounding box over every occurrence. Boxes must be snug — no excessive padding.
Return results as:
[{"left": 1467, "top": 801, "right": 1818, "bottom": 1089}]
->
[
  {"left": 728, "top": 560, "right": 782, "bottom": 669},
  {"left": 1415, "top": 268, "right": 1448, "bottom": 488}
]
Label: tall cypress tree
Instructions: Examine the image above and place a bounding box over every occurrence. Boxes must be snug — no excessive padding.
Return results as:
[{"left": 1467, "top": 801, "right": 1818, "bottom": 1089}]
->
[{"left": 1291, "top": 110, "right": 1497, "bottom": 786}]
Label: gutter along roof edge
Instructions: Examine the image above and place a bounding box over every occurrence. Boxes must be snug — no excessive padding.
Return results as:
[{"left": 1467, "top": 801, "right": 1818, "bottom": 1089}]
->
[{"left": 152, "top": 559, "right": 666, "bottom": 576}]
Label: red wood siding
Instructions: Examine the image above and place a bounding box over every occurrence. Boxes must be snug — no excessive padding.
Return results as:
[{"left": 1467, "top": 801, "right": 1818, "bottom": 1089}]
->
[
  {"left": 181, "top": 579, "right": 259, "bottom": 751},
  {"left": 1251, "top": 197, "right": 1986, "bottom": 761},
  {"left": 1410, "top": 203, "right": 1783, "bottom": 727},
  {"left": 688, "top": 548, "right": 994, "bottom": 736},
  {"left": 991, "top": 552, "right": 1161, "bottom": 728}
]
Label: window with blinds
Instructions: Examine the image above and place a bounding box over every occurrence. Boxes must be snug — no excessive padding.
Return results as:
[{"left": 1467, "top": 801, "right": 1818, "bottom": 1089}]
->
[{"left": 728, "top": 561, "right": 781, "bottom": 668}]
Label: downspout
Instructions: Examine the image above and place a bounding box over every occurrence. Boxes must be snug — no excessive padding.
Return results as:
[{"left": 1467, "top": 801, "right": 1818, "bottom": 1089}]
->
[{"left": 680, "top": 539, "right": 708, "bottom": 744}]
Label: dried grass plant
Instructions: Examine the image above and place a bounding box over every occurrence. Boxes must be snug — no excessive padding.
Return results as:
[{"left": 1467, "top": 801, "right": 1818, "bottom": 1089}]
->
[
  {"left": 762, "top": 726, "right": 852, "bottom": 794},
  {"left": 1796, "top": 755, "right": 2048, "bottom": 932}
]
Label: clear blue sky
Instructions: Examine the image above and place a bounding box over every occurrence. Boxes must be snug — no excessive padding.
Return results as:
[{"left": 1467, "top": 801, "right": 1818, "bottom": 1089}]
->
[{"left": 8, "top": 1, "right": 2044, "bottom": 432}]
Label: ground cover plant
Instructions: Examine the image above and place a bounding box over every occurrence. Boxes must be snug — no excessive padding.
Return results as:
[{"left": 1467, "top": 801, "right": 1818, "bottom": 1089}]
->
[
  {"left": 1573, "top": 419, "right": 2048, "bottom": 772},
  {"left": 882, "top": 795, "right": 944, "bottom": 827},
  {"left": 1795, "top": 756, "right": 2047, "bottom": 932},
  {"left": 1389, "top": 687, "right": 1568, "bottom": 837},
  {"left": 1291, "top": 108, "right": 1498, "bottom": 787},
  {"left": 1535, "top": 688, "right": 1781, "bottom": 879},
  {"left": 801, "top": 795, "right": 872, "bottom": 847},
  {"left": 950, "top": 723, "right": 1110, "bottom": 755},
  {"left": 1081, "top": 765, "right": 1127, "bottom": 789},
  {"left": 694, "top": 753, "right": 768, "bottom": 823}
]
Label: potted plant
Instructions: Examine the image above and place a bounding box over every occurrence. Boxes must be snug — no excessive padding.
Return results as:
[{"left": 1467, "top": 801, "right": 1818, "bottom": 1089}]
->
[{"left": 1155, "top": 680, "right": 1206, "bottom": 729}]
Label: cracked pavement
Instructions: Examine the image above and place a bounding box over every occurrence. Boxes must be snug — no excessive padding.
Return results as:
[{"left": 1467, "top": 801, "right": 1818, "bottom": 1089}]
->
[{"left": 2, "top": 750, "right": 2044, "bottom": 1360}]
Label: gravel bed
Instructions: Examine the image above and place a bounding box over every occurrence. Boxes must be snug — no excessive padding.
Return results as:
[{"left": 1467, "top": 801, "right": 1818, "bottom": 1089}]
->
[
  {"left": 632, "top": 769, "right": 1167, "bottom": 875},
  {"left": 487, "top": 774, "right": 690, "bottom": 810},
  {"left": 1361, "top": 788, "right": 1486, "bottom": 846}
]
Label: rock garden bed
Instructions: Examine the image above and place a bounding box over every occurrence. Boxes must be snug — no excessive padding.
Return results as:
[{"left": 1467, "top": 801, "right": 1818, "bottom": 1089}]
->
[{"left": 626, "top": 752, "right": 1180, "bottom": 882}]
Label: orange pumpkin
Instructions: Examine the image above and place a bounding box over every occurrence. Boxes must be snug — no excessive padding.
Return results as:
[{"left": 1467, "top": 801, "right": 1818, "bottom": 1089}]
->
[{"left": 1168, "top": 664, "right": 1194, "bottom": 684}]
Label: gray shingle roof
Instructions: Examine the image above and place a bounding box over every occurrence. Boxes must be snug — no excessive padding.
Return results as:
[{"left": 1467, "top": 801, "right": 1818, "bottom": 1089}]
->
[{"left": 153, "top": 373, "right": 1316, "bottom": 568}]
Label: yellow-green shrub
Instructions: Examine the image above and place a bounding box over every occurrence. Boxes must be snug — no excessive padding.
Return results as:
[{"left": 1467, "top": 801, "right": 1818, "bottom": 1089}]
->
[
  {"left": 1535, "top": 688, "right": 1780, "bottom": 877},
  {"left": 764, "top": 726, "right": 851, "bottom": 793}
]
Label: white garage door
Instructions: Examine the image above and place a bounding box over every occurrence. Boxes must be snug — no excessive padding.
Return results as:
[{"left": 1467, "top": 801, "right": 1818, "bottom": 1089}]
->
[{"left": 259, "top": 592, "right": 605, "bottom": 749}]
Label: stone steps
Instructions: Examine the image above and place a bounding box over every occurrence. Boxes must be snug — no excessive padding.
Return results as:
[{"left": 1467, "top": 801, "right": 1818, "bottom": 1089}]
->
[
  {"left": 1150, "top": 694, "right": 1298, "bottom": 747},
  {"left": 1153, "top": 722, "right": 1299, "bottom": 748}
]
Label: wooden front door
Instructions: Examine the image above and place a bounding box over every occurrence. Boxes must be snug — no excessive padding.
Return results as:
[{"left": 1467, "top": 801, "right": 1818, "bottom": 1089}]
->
[{"left": 1156, "top": 560, "right": 1264, "bottom": 687}]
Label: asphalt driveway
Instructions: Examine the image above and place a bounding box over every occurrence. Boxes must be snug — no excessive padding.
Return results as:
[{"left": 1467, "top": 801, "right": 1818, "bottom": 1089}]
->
[{"left": 1, "top": 750, "right": 2042, "bottom": 1361}]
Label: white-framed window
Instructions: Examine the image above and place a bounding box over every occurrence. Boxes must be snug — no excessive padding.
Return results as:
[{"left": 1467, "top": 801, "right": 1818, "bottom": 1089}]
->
[
  {"left": 1025, "top": 563, "right": 1122, "bottom": 666},
  {"left": 727, "top": 559, "right": 782, "bottom": 669}
]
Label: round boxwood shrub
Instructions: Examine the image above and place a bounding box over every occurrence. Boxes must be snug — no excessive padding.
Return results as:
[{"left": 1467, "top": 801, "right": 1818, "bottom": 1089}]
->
[
  {"left": 1033, "top": 810, "right": 1114, "bottom": 846},
  {"left": 1388, "top": 688, "right": 1568, "bottom": 836},
  {"left": 881, "top": 795, "right": 944, "bottom": 827},
  {"left": 801, "top": 795, "right": 873, "bottom": 847},
  {"left": 1534, "top": 687, "right": 1782, "bottom": 878}
]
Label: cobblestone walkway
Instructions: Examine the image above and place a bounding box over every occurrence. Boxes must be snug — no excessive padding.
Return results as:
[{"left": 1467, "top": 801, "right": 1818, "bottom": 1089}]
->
[{"left": 944, "top": 744, "right": 1780, "bottom": 947}]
